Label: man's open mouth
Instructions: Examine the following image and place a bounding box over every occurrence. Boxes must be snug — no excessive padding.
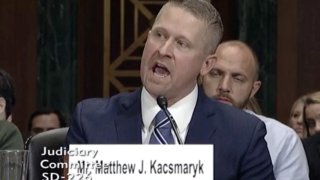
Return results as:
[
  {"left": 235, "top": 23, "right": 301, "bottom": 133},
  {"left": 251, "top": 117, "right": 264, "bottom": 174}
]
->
[{"left": 152, "top": 63, "right": 170, "bottom": 77}]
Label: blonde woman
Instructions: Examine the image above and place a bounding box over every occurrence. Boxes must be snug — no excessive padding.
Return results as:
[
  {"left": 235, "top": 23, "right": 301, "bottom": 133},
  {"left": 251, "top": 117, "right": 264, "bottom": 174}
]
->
[
  {"left": 303, "top": 91, "right": 320, "bottom": 180},
  {"left": 289, "top": 96, "right": 307, "bottom": 139}
]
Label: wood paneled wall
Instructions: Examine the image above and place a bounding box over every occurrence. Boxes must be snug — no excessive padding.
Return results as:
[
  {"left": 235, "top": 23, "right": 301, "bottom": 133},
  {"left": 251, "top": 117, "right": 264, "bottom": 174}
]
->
[
  {"left": 277, "top": 0, "right": 320, "bottom": 123},
  {"left": 77, "top": 0, "right": 104, "bottom": 100},
  {"left": 0, "top": 0, "right": 37, "bottom": 137}
]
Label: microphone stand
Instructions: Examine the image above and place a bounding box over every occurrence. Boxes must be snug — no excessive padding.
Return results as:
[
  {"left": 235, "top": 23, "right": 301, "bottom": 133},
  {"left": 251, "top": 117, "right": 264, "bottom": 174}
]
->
[{"left": 157, "top": 96, "right": 184, "bottom": 144}]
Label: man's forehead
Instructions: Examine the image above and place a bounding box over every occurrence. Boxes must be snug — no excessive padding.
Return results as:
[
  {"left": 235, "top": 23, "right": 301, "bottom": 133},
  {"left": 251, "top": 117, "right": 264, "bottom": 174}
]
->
[
  {"left": 153, "top": 5, "right": 208, "bottom": 50},
  {"left": 154, "top": 5, "right": 205, "bottom": 30},
  {"left": 213, "top": 59, "right": 246, "bottom": 75},
  {"left": 217, "top": 45, "right": 250, "bottom": 59},
  {"left": 215, "top": 46, "right": 255, "bottom": 73},
  {"left": 306, "top": 103, "right": 320, "bottom": 113}
]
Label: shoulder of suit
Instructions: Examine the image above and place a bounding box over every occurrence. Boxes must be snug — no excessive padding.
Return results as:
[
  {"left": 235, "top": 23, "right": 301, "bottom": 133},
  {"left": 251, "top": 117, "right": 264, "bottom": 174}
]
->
[
  {"left": 77, "top": 88, "right": 141, "bottom": 109},
  {"left": 303, "top": 133, "right": 320, "bottom": 145}
]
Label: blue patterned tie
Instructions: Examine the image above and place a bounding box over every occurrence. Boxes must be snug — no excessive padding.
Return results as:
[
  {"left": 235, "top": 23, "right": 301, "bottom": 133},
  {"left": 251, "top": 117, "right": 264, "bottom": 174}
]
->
[{"left": 149, "top": 110, "right": 174, "bottom": 144}]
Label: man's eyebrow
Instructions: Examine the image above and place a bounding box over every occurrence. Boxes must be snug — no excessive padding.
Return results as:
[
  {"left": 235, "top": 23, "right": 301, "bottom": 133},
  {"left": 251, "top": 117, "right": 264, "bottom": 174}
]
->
[
  {"left": 209, "top": 68, "right": 221, "bottom": 73},
  {"left": 232, "top": 72, "right": 245, "bottom": 76}
]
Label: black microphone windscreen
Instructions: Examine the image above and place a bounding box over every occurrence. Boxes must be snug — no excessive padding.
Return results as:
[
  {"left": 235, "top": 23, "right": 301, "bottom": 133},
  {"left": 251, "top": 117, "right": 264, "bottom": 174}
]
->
[{"left": 157, "top": 95, "right": 167, "bottom": 109}]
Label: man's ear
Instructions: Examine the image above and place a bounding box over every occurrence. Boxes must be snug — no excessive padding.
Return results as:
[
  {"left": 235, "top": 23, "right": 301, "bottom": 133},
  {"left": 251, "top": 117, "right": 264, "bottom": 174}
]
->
[
  {"left": 0, "top": 97, "right": 6, "bottom": 119},
  {"left": 200, "top": 55, "right": 216, "bottom": 76},
  {"left": 250, "top": 80, "right": 261, "bottom": 98}
]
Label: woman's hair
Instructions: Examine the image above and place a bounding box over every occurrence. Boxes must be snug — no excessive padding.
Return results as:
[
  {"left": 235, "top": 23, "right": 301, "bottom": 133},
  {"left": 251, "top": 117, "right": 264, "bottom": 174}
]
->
[
  {"left": 0, "top": 69, "right": 15, "bottom": 119},
  {"left": 290, "top": 96, "right": 306, "bottom": 117}
]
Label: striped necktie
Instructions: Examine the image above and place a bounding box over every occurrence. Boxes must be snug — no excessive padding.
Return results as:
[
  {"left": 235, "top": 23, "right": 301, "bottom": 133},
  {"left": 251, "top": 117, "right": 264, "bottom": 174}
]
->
[{"left": 149, "top": 110, "right": 174, "bottom": 144}]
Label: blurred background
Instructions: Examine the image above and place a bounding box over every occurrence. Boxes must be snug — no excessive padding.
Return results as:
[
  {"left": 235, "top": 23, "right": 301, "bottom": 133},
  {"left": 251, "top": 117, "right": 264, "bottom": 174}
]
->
[{"left": 0, "top": 0, "right": 319, "bottom": 138}]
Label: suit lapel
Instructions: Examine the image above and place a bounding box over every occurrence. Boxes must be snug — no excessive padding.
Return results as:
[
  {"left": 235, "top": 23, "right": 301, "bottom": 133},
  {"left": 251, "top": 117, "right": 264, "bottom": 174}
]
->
[
  {"left": 185, "top": 88, "right": 217, "bottom": 144},
  {"left": 114, "top": 89, "right": 143, "bottom": 144}
]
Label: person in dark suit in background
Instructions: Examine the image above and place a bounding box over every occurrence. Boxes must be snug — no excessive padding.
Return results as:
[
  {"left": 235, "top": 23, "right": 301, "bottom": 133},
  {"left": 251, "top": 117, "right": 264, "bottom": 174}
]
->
[
  {"left": 303, "top": 91, "right": 320, "bottom": 180},
  {"left": 304, "top": 91, "right": 320, "bottom": 137},
  {"left": 67, "top": 0, "right": 275, "bottom": 179},
  {"left": 0, "top": 69, "right": 23, "bottom": 149},
  {"left": 303, "top": 133, "right": 320, "bottom": 180}
]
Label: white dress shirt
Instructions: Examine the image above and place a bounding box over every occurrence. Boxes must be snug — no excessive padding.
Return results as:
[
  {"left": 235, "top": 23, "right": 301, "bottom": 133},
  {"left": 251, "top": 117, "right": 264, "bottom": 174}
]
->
[
  {"left": 245, "top": 110, "right": 309, "bottom": 180},
  {"left": 141, "top": 85, "right": 198, "bottom": 144}
]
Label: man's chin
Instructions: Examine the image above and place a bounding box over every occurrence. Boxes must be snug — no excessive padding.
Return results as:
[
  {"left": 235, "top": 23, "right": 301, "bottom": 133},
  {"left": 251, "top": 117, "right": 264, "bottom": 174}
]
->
[{"left": 144, "top": 84, "right": 168, "bottom": 97}]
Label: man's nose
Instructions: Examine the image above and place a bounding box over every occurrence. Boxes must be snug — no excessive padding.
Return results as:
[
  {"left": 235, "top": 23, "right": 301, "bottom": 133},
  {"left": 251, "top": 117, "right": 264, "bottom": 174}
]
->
[
  {"left": 158, "top": 39, "right": 174, "bottom": 57},
  {"left": 218, "top": 76, "right": 231, "bottom": 93}
]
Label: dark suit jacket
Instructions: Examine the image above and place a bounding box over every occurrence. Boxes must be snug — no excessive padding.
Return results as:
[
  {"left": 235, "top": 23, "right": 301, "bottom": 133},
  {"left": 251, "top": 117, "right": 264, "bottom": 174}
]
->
[
  {"left": 303, "top": 133, "right": 320, "bottom": 180},
  {"left": 67, "top": 88, "right": 274, "bottom": 180}
]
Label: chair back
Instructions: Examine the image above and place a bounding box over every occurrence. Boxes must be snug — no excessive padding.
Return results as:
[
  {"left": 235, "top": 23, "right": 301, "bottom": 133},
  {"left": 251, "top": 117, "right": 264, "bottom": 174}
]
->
[{"left": 27, "top": 127, "right": 68, "bottom": 180}]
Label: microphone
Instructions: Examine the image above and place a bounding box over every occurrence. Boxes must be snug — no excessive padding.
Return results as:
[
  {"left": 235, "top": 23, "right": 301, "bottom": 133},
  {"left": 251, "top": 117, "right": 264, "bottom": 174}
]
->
[{"left": 157, "top": 96, "right": 183, "bottom": 144}]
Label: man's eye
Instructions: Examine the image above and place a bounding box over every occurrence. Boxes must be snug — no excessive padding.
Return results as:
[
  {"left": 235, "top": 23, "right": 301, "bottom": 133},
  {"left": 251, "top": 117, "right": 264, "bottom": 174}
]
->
[
  {"left": 210, "top": 70, "right": 220, "bottom": 76},
  {"left": 156, "top": 32, "right": 163, "bottom": 37},
  {"left": 153, "top": 30, "right": 165, "bottom": 39},
  {"left": 176, "top": 40, "right": 188, "bottom": 48},
  {"left": 32, "top": 128, "right": 44, "bottom": 134},
  {"left": 234, "top": 76, "right": 244, "bottom": 82}
]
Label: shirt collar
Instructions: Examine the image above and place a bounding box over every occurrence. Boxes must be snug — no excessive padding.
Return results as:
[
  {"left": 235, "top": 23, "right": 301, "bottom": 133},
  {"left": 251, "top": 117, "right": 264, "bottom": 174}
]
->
[{"left": 141, "top": 85, "right": 198, "bottom": 133}]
